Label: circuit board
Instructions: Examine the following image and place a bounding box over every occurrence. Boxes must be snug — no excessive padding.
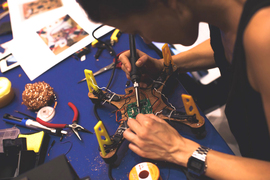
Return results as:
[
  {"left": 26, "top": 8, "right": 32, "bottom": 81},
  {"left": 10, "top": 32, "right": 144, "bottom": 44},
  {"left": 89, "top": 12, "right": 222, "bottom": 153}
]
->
[{"left": 127, "top": 98, "right": 152, "bottom": 118}]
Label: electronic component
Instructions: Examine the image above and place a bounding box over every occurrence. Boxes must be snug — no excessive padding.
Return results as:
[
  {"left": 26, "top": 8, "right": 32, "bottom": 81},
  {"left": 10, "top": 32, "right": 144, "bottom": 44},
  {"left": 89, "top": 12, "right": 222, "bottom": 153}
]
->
[
  {"left": 127, "top": 98, "right": 152, "bottom": 118},
  {"left": 72, "top": 47, "right": 90, "bottom": 61}
]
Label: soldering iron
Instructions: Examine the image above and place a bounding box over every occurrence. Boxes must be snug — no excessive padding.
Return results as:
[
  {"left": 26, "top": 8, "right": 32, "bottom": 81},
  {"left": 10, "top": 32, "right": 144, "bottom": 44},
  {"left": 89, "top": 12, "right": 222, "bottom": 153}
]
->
[{"left": 129, "top": 34, "right": 141, "bottom": 113}]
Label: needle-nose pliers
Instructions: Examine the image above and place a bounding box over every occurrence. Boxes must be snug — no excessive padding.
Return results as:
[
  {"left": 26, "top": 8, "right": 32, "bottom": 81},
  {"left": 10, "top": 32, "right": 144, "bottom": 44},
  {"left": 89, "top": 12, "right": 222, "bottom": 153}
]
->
[{"left": 36, "top": 102, "right": 93, "bottom": 140}]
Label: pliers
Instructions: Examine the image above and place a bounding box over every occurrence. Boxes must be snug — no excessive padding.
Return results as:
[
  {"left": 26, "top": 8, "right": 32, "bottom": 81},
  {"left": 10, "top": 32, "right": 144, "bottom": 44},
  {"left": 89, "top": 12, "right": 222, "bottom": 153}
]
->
[{"left": 36, "top": 102, "right": 93, "bottom": 140}]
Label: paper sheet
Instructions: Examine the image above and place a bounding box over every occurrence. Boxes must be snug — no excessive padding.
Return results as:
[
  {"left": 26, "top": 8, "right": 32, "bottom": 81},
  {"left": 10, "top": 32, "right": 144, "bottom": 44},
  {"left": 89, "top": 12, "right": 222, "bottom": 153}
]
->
[{"left": 8, "top": 0, "right": 114, "bottom": 80}]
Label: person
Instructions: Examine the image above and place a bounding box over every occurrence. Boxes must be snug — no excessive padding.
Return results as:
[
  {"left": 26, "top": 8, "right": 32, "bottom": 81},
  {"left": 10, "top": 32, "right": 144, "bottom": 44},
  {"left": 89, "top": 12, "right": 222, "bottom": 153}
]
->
[{"left": 77, "top": 0, "right": 270, "bottom": 179}]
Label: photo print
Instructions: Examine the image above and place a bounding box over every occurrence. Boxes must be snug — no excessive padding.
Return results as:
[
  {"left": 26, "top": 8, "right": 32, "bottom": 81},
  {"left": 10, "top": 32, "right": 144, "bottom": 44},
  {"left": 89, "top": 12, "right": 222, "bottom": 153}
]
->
[
  {"left": 22, "top": 0, "right": 63, "bottom": 20},
  {"left": 36, "top": 15, "right": 89, "bottom": 55}
]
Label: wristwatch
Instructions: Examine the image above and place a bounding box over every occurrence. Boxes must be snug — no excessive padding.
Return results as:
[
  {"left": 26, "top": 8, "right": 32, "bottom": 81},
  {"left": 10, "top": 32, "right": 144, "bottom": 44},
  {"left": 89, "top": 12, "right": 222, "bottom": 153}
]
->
[{"left": 187, "top": 145, "right": 211, "bottom": 177}]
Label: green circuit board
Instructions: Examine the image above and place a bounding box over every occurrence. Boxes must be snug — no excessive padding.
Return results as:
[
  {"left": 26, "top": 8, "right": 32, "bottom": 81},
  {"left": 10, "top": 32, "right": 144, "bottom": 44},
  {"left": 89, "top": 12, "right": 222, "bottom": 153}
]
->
[{"left": 127, "top": 98, "right": 152, "bottom": 118}]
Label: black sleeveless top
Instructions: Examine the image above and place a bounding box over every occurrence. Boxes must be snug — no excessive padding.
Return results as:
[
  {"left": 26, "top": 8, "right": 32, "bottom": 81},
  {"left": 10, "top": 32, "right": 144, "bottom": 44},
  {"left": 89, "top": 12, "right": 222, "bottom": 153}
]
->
[{"left": 210, "top": 0, "right": 270, "bottom": 161}]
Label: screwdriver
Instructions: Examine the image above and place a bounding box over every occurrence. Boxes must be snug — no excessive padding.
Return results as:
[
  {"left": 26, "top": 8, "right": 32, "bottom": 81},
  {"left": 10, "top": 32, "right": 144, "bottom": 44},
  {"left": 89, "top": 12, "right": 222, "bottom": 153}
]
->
[
  {"left": 129, "top": 34, "right": 141, "bottom": 113},
  {"left": 3, "top": 113, "right": 67, "bottom": 135}
]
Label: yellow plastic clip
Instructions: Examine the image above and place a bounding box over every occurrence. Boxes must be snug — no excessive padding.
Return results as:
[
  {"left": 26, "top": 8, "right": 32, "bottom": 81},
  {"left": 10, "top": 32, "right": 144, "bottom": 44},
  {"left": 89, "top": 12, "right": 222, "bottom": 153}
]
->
[
  {"left": 84, "top": 69, "right": 99, "bottom": 93},
  {"left": 110, "top": 29, "right": 120, "bottom": 45},
  {"left": 94, "top": 121, "right": 113, "bottom": 157},
  {"left": 91, "top": 39, "right": 99, "bottom": 48},
  {"left": 181, "top": 94, "right": 203, "bottom": 124},
  {"left": 162, "top": 43, "right": 174, "bottom": 74},
  {"left": 162, "top": 43, "right": 174, "bottom": 73},
  {"left": 2, "top": 2, "right": 8, "bottom": 10}
]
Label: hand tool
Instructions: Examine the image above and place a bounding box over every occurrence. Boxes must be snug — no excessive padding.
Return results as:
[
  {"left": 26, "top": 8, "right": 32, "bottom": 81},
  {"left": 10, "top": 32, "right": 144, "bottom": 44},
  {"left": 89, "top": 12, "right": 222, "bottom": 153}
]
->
[
  {"left": 78, "top": 54, "right": 122, "bottom": 83},
  {"left": 14, "top": 110, "right": 36, "bottom": 120},
  {"left": 36, "top": 102, "right": 93, "bottom": 140},
  {"left": 3, "top": 113, "right": 67, "bottom": 135},
  {"left": 129, "top": 34, "right": 141, "bottom": 113},
  {"left": 91, "top": 29, "right": 121, "bottom": 60}
]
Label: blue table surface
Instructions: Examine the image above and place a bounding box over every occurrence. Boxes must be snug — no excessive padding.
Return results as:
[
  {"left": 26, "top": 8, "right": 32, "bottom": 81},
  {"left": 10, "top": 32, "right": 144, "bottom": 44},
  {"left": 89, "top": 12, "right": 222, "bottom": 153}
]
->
[{"left": 0, "top": 12, "right": 233, "bottom": 180}]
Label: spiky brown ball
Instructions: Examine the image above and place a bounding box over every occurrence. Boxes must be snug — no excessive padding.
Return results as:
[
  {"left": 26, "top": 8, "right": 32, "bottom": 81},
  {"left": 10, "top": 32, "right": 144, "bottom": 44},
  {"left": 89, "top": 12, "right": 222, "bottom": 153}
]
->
[{"left": 22, "top": 81, "right": 54, "bottom": 111}]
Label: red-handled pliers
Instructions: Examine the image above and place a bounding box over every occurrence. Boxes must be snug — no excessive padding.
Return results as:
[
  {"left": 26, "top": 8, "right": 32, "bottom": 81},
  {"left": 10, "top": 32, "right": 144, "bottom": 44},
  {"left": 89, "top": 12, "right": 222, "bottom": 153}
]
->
[{"left": 36, "top": 102, "right": 93, "bottom": 140}]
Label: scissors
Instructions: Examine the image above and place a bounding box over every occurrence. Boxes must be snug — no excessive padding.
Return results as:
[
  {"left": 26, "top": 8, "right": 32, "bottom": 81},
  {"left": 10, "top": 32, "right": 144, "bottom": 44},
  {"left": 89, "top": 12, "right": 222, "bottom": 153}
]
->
[
  {"left": 36, "top": 102, "right": 93, "bottom": 140},
  {"left": 77, "top": 52, "right": 124, "bottom": 83}
]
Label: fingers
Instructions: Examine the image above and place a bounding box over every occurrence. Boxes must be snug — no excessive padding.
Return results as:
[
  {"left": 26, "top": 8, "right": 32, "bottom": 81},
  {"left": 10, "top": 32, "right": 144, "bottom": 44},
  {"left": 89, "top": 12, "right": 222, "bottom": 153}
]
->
[
  {"left": 123, "top": 115, "right": 150, "bottom": 143},
  {"left": 126, "top": 117, "right": 142, "bottom": 133},
  {"left": 144, "top": 113, "right": 166, "bottom": 124},
  {"left": 128, "top": 143, "right": 148, "bottom": 158},
  {"left": 123, "top": 128, "right": 137, "bottom": 143},
  {"left": 135, "top": 54, "right": 148, "bottom": 67},
  {"left": 135, "top": 113, "right": 164, "bottom": 127},
  {"left": 119, "top": 49, "right": 147, "bottom": 72},
  {"left": 119, "top": 51, "right": 131, "bottom": 74},
  {"left": 119, "top": 49, "right": 161, "bottom": 85}
]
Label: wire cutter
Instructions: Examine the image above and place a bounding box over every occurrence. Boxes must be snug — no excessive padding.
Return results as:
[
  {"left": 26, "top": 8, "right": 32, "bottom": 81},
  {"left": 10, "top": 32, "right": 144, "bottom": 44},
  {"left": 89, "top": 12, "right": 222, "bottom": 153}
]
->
[{"left": 36, "top": 102, "right": 93, "bottom": 140}]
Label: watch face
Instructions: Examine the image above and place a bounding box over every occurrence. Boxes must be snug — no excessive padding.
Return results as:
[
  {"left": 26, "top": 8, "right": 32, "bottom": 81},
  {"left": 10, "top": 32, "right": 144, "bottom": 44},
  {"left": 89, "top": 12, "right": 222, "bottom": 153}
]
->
[{"left": 187, "top": 157, "right": 205, "bottom": 175}]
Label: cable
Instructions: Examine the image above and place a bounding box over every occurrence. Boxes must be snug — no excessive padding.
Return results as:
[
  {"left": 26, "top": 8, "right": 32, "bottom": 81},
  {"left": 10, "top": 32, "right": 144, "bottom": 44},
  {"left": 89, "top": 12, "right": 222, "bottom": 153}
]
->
[
  {"left": 61, "top": 141, "right": 73, "bottom": 155},
  {"left": 88, "top": 29, "right": 116, "bottom": 175},
  {"left": 92, "top": 25, "right": 118, "bottom": 90},
  {"left": 108, "top": 163, "right": 114, "bottom": 180},
  {"left": 47, "top": 140, "right": 56, "bottom": 156},
  {"left": 94, "top": 103, "right": 102, "bottom": 122},
  {"left": 91, "top": 25, "right": 120, "bottom": 123}
]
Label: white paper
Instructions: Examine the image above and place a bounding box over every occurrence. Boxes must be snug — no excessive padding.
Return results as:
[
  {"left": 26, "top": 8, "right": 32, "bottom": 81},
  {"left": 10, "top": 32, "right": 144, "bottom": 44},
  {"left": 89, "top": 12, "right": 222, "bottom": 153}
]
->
[{"left": 8, "top": 0, "right": 114, "bottom": 80}]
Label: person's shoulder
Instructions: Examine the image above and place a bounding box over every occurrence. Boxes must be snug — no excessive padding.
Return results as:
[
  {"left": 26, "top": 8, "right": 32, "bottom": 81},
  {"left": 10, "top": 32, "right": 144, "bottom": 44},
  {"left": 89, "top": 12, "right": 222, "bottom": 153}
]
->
[
  {"left": 243, "top": 6, "right": 270, "bottom": 92},
  {"left": 244, "top": 6, "right": 270, "bottom": 49}
]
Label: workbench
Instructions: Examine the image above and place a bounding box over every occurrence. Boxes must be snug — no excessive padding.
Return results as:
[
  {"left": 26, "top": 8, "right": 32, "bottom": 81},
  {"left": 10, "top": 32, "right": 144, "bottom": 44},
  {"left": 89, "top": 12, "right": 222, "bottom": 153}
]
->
[{"left": 0, "top": 12, "right": 234, "bottom": 180}]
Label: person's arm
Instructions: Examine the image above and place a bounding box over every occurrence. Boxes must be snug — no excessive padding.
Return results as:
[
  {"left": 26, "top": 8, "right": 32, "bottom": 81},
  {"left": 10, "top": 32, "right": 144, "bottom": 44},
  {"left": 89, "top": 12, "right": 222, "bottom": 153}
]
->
[
  {"left": 119, "top": 39, "right": 217, "bottom": 87},
  {"left": 172, "top": 39, "right": 217, "bottom": 72},
  {"left": 123, "top": 114, "right": 270, "bottom": 180},
  {"left": 243, "top": 6, "right": 270, "bottom": 135},
  {"left": 206, "top": 150, "right": 270, "bottom": 179}
]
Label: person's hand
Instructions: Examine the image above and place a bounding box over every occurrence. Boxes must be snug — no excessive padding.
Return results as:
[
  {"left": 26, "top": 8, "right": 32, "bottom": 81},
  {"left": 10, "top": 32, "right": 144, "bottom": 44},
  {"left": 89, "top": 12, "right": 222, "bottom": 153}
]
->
[
  {"left": 119, "top": 50, "right": 164, "bottom": 88},
  {"left": 123, "top": 114, "right": 200, "bottom": 166}
]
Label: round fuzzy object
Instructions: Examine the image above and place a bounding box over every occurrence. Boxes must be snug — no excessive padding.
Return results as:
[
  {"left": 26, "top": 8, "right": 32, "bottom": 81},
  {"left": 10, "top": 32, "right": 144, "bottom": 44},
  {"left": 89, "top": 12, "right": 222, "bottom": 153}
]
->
[{"left": 22, "top": 81, "right": 54, "bottom": 111}]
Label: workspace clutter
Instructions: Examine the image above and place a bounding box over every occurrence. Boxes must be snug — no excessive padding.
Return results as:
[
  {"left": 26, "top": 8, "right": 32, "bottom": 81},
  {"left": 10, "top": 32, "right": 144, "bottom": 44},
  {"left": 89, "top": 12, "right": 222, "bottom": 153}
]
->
[
  {"left": 1, "top": 0, "right": 238, "bottom": 179},
  {"left": 0, "top": 77, "right": 14, "bottom": 108}
]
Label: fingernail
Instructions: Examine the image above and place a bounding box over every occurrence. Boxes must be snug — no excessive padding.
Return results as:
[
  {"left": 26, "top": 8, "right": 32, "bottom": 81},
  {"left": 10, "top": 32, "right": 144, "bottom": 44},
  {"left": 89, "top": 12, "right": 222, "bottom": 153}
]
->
[{"left": 136, "top": 60, "right": 141, "bottom": 66}]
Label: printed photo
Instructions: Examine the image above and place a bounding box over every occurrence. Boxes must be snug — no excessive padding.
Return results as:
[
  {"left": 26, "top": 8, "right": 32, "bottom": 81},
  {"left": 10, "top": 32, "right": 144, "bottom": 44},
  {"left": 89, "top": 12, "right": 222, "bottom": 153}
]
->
[
  {"left": 36, "top": 15, "right": 89, "bottom": 55},
  {"left": 22, "top": 0, "right": 63, "bottom": 19}
]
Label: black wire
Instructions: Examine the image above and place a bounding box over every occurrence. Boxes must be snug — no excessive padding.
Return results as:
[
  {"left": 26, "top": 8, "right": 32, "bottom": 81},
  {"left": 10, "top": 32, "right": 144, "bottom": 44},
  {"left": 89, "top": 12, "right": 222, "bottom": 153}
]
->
[
  {"left": 151, "top": 88, "right": 160, "bottom": 110},
  {"left": 94, "top": 103, "right": 102, "bottom": 121},
  {"left": 108, "top": 163, "right": 114, "bottom": 180},
  {"left": 92, "top": 24, "right": 118, "bottom": 89},
  {"left": 92, "top": 25, "right": 119, "bottom": 180},
  {"left": 91, "top": 24, "right": 120, "bottom": 122}
]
